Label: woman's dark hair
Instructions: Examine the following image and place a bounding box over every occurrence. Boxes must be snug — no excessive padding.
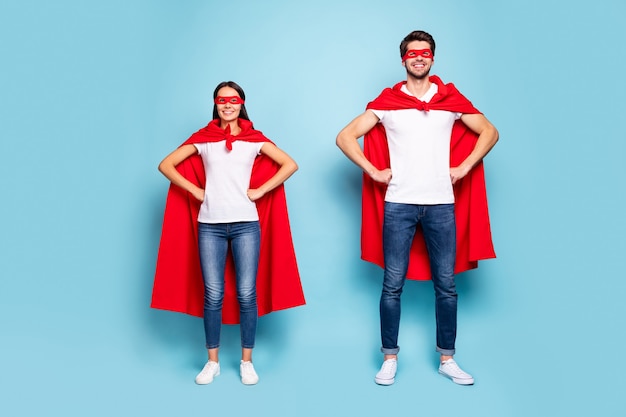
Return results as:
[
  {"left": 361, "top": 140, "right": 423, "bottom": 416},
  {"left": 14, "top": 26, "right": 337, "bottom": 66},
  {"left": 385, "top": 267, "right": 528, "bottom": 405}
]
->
[
  {"left": 399, "top": 30, "right": 436, "bottom": 58},
  {"left": 212, "top": 81, "right": 250, "bottom": 121}
]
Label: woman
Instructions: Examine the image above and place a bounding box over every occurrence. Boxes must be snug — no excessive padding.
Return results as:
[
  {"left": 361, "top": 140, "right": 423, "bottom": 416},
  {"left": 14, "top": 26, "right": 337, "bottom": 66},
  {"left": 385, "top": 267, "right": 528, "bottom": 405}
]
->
[{"left": 153, "top": 81, "right": 305, "bottom": 385}]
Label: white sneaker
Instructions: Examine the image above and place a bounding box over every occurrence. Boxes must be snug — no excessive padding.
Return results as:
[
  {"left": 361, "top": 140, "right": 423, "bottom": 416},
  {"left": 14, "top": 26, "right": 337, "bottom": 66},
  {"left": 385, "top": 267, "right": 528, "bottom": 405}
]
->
[
  {"left": 195, "top": 361, "right": 220, "bottom": 384},
  {"left": 240, "top": 360, "right": 259, "bottom": 385},
  {"left": 375, "top": 358, "right": 397, "bottom": 385},
  {"left": 438, "top": 358, "right": 474, "bottom": 385}
]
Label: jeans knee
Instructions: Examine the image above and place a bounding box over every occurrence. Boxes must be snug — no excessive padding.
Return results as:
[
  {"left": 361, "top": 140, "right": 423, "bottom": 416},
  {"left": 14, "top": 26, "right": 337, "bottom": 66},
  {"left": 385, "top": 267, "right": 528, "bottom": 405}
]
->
[
  {"left": 382, "top": 283, "right": 404, "bottom": 300},
  {"left": 237, "top": 290, "right": 257, "bottom": 310},
  {"left": 382, "top": 273, "right": 405, "bottom": 297},
  {"left": 435, "top": 284, "right": 457, "bottom": 301},
  {"left": 204, "top": 292, "right": 224, "bottom": 310}
]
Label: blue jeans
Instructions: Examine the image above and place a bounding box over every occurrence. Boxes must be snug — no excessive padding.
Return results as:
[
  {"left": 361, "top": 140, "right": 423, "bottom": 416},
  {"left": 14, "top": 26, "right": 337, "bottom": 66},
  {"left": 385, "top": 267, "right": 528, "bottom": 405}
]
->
[
  {"left": 198, "top": 221, "right": 260, "bottom": 350},
  {"left": 380, "top": 202, "right": 457, "bottom": 356}
]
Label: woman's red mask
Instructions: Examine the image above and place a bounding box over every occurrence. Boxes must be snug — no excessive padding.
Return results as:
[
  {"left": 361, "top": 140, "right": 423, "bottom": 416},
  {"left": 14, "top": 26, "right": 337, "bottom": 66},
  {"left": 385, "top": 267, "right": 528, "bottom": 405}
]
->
[{"left": 214, "top": 96, "right": 245, "bottom": 105}]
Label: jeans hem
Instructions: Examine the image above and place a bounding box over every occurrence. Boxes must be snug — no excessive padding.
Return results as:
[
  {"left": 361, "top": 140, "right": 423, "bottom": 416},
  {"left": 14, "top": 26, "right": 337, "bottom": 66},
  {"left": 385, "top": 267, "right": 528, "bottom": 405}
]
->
[
  {"left": 436, "top": 346, "right": 455, "bottom": 356},
  {"left": 381, "top": 347, "right": 400, "bottom": 355}
]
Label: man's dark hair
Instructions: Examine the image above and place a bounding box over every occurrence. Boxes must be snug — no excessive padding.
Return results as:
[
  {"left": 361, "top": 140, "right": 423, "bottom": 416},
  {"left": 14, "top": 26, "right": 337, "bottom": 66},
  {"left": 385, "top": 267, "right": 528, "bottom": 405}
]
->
[
  {"left": 400, "top": 30, "right": 436, "bottom": 58},
  {"left": 212, "top": 80, "right": 250, "bottom": 121}
]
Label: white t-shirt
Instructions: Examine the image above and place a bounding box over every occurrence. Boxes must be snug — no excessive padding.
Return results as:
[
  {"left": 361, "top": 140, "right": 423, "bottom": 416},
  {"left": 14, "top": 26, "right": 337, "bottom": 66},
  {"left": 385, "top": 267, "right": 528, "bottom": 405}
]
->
[
  {"left": 371, "top": 84, "right": 462, "bottom": 204},
  {"left": 194, "top": 140, "right": 264, "bottom": 223}
]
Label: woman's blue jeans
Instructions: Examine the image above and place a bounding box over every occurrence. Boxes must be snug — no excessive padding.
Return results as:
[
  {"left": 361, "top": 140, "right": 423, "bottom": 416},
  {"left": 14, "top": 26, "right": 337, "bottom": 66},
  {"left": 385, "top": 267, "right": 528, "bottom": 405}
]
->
[
  {"left": 198, "top": 221, "right": 260, "bottom": 350},
  {"left": 380, "top": 202, "right": 457, "bottom": 357}
]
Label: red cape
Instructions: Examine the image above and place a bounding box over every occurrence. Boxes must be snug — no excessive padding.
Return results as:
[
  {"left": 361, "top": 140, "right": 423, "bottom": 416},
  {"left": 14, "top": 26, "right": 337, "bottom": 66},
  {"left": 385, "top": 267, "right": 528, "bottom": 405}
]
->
[
  {"left": 362, "top": 76, "right": 496, "bottom": 279},
  {"left": 151, "top": 119, "right": 305, "bottom": 324}
]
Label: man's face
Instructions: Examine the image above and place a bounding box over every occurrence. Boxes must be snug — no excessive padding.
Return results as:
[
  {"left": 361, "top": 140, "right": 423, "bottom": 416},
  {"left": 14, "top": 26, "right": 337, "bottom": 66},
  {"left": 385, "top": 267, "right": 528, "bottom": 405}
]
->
[{"left": 402, "top": 40, "right": 433, "bottom": 80}]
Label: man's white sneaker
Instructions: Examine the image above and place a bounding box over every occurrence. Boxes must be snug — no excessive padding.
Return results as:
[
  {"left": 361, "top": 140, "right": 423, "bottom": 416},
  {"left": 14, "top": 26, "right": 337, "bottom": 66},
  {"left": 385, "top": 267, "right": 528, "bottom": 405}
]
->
[
  {"left": 438, "top": 358, "right": 474, "bottom": 385},
  {"left": 375, "top": 358, "right": 397, "bottom": 385},
  {"left": 240, "top": 360, "right": 259, "bottom": 385},
  {"left": 195, "top": 361, "right": 220, "bottom": 384}
]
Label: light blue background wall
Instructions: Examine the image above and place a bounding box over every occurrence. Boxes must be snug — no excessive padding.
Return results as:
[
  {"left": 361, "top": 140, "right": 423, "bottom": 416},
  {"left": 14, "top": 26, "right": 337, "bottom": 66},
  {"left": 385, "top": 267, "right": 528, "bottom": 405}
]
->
[{"left": 1, "top": 0, "right": 624, "bottom": 415}]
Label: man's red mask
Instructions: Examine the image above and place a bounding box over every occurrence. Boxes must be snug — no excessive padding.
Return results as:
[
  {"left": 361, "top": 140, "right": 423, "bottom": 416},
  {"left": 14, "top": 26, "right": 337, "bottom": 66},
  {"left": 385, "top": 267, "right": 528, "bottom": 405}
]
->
[{"left": 402, "top": 49, "right": 434, "bottom": 62}]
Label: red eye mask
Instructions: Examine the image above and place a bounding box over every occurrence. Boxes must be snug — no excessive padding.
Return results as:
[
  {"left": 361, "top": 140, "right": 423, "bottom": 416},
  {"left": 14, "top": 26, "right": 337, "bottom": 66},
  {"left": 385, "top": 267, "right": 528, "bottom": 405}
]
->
[
  {"left": 214, "top": 96, "right": 245, "bottom": 105},
  {"left": 402, "top": 49, "right": 434, "bottom": 62}
]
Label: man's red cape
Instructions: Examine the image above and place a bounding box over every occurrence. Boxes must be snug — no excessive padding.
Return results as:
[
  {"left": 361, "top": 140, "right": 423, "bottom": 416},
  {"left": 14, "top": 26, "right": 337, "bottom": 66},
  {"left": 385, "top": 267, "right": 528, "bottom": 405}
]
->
[
  {"left": 362, "top": 76, "right": 496, "bottom": 280},
  {"left": 151, "top": 119, "right": 305, "bottom": 324}
]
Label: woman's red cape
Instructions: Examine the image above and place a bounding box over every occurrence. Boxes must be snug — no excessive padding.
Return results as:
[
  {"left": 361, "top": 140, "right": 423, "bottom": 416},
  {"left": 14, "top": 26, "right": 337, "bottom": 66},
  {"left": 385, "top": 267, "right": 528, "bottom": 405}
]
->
[
  {"left": 362, "top": 76, "right": 496, "bottom": 279},
  {"left": 151, "top": 119, "right": 305, "bottom": 324}
]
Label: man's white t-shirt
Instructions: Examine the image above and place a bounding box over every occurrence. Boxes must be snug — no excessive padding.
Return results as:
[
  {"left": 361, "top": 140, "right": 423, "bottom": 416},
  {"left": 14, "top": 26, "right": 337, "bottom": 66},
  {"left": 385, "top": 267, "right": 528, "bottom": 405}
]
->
[
  {"left": 194, "top": 141, "right": 264, "bottom": 223},
  {"left": 371, "top": 83, "right": 462, "bottom": 205}
]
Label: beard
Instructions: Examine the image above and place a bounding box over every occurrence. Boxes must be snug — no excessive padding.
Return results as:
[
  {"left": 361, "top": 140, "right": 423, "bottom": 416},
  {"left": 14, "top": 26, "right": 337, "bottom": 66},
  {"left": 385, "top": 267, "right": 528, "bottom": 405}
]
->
[{"left": 405, "top": 61, "right": 431, "bottom": 80}]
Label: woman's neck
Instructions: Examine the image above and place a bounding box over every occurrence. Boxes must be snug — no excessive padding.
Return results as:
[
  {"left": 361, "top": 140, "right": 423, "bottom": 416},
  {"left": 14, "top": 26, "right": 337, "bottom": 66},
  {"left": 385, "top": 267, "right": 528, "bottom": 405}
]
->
[{"left": 220, "top": 119, "right": 241, "bottom": 135}]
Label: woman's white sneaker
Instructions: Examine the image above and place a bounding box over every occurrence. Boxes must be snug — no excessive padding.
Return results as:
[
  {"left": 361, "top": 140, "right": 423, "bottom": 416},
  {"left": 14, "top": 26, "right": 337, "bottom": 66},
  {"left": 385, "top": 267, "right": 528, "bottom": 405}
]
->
[
  {"left": 240, "top": 360, "right": 259, "bottom": 385},
  {"left": 195, "top": 361, "right": 220, "bottom": 384}
]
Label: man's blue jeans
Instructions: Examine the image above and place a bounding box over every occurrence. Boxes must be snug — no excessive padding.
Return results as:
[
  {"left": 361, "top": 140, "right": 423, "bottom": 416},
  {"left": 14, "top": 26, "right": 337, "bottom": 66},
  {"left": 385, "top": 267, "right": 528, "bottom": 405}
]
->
[
  {"left": 198, "top": 221, "right": 260, "bottom": 350},
  {"left": 380, "top": 202, "right": 457, "bottom": 357}
]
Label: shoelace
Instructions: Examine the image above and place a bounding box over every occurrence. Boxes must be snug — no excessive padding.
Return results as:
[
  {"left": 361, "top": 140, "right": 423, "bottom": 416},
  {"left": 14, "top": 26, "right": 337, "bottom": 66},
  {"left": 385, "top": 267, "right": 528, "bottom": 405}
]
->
[
  {"left": 380, "top": 360, "right": 396, "bottom": 374},
  {"left": 442, "top": 360, "right": 466, "bottom": 375},
  {"left": 201, "top": 362, "right": 218, "bottom": 374},
  {"left": 241, "top": 362, "right": 255, "bottom": 375}
]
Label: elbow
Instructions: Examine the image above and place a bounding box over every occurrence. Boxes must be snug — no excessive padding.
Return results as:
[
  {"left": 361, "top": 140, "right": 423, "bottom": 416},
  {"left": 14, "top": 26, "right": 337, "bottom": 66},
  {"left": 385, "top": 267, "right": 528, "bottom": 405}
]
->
[
  {"left": 336, "top": 133, "right": 345, "bottom": 149},
  {"left": 158, "top": 159, "right": 170, "bottom": 175},
  {"left": 336, "top": 129, "right": 349, "bottom": 148},
  {"left": 278, "top": 157, "right": 298, "bottom": 177},
  {"left": 492, "top": 126, "right": 500, "bottom": 145},
  {"left": 290, "top": 160, "right": 299, "bottom": 175},
  {"left": 336, "top": 129, "right": 358, "bottom": 153},
  {"left": 158, "top": 159, "right": 172, "bottom": 176},
  {"left": 482, "top": 122, "right": 498, "bottom": 147}
]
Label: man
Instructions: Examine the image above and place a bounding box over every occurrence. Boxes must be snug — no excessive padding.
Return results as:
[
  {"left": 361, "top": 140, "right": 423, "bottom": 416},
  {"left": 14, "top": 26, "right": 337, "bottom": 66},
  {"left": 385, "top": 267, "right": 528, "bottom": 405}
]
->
[{"left": 336, "top": 30, "right": 498, "bottom": 386}]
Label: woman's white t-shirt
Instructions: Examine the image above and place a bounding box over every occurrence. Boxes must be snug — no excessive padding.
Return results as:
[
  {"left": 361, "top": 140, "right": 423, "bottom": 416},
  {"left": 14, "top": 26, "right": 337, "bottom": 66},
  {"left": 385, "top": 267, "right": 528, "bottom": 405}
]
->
[{"left": 194, "top": 140, "right": 264, "bottom": 223}]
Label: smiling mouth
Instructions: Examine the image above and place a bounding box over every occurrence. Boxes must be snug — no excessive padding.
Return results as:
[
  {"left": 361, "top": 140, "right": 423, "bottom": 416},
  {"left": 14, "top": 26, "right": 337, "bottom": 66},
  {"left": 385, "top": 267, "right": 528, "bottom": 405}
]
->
[{"left": 411, "top": 63, "right": 428, "bottom": 71}]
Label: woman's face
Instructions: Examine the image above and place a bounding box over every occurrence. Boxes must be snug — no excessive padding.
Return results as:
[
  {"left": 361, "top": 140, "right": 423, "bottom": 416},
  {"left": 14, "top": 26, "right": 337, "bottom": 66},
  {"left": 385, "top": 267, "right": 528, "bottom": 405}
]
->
[{"left": 214, "top": 86, "right": 242, "bottom": 123}]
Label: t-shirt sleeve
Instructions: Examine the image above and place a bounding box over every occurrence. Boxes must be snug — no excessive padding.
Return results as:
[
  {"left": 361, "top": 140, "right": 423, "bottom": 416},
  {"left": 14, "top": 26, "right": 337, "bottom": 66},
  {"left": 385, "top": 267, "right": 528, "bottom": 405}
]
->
[
  {"left": 370, "top": 109, "right": 386, "bottom": 123},
  {"left": 193, "top": 143, "right": 204, "bottom": 156}
]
